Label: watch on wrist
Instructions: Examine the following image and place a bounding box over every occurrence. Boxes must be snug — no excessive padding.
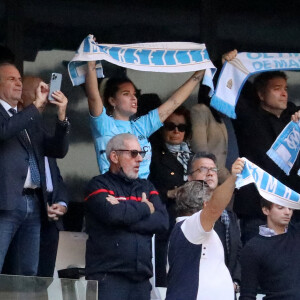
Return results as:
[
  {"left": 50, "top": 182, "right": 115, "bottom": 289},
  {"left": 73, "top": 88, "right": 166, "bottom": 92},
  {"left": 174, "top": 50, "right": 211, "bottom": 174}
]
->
[{"left": 58, "top": 116, "right": 70, "bottom": 127}]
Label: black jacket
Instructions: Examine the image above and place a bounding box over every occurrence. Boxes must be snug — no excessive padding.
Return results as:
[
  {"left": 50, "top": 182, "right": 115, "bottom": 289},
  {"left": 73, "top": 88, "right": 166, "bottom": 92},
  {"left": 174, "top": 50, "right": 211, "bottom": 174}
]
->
[
  {"left": 84, "top": 171, "right": 169, "bottom": 281},
  {"left": 233, "top": 101, "right": 300, "bottom": 218},
  {"left": 149, "top": 143, "right": 188, "bottom": 227}
]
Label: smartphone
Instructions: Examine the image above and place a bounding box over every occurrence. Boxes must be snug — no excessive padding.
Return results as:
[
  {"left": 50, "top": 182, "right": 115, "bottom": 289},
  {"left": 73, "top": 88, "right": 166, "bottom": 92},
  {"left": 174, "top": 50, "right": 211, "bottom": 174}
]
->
[{"left": 48, "top": 73, "right": 62, "bottom": 101}]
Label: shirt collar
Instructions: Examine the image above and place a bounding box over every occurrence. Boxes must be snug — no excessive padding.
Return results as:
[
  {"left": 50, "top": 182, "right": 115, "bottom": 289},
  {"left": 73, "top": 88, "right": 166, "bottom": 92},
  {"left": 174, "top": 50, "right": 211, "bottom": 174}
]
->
[
  {"left": 0, "top": 99, "right": 17, "bottom": 114},
  {"left": 259, "top": 225, "right": 288, "bottom": 237},
  {"left": 176, "top": 216, "right": 188, "bottom": 223}
]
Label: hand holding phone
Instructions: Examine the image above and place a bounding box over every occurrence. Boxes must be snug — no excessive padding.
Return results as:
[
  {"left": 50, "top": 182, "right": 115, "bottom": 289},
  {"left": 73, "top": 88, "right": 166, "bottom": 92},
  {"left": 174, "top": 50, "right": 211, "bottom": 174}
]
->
[{"left": 48, "top": 73, "right": 62, "bottom": 101}]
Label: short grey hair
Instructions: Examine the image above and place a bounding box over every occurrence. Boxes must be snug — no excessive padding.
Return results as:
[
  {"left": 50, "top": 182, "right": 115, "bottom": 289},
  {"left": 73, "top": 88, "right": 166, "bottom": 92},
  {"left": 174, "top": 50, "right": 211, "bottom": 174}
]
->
[
  {"left": 175, "top": 180, "right": 212, "bottom": 217},
  {"left": 187, "top": 152, "right": 217, "bottom": 175},
  {"left": 106, "top": 133, "right": 138, "bottom": 160}
]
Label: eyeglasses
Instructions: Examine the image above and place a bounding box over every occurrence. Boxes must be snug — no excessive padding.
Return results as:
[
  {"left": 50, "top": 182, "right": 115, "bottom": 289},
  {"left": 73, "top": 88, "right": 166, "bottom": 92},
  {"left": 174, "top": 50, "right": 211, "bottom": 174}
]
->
[
  {"left": 164, "top": 122, "right": 187, "bottom": 132},
  {"left": 114, "top": 149, "right": 147, "bottom": 158},
  {"left": 190, "top": 166, "right": 219, "bottom": 175}
]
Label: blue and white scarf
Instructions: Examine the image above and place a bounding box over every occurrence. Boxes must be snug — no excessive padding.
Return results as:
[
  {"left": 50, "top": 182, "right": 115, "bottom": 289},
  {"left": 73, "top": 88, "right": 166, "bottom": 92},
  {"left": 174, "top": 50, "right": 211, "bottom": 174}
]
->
[
  {"left": 267, "top": 121, "right": 300, "bottom": 175},
  {"left": 68, "top": 35, "right": 216, "bottom": 95},
  {"left": 211, "top": 52, "right": 300, "bottom": 118},
  {"left": 236, "top": 158, "right": 300, "bottom": 210}
]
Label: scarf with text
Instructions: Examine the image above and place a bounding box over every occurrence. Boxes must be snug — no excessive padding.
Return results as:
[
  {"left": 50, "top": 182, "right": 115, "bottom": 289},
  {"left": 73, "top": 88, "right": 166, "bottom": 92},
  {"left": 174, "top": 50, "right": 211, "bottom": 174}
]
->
[
  {"left": 211, "top": 52, "right": 300, "bottom": 118},
  {"left": 236, "top": 158, "right": 300, "bottom": 209},
  {"left": 68, "top": 35, "right": 216, "bottom": 95},
  {"left": 267, "top": 120, "right": 300, "bottom": 175}
]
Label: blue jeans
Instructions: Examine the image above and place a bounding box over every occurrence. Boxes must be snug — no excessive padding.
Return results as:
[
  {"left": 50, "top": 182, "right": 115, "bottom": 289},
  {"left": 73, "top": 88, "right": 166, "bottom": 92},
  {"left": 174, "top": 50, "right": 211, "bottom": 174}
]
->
[
  {"left": 0, "top": 193, "right": 41, "bottom": 275},
  {"left": 87, "top": 273, "right": 151, "bottom": 300}
]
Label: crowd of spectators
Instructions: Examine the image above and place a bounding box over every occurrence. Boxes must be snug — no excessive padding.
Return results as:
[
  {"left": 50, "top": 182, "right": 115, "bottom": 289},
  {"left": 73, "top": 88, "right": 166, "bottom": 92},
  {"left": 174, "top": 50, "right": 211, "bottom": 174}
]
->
[{"left": 1, "top": 44, "right": 300, "bottom": 300}]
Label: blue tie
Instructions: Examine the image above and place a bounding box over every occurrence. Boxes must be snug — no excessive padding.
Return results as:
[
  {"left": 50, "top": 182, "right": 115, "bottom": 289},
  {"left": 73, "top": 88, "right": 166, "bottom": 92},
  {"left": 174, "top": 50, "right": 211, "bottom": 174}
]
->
[{"left": 9, "top": 108, "right": 41, "bottom": 187}]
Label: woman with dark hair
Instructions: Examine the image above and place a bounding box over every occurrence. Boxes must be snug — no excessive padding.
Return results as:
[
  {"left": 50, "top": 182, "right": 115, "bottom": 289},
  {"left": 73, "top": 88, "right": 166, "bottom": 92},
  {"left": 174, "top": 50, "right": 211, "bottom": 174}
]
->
[
  {"left": 85, "top": 60, "right": 204, "bottom": 178},
  {"left": 149, "top": 105, "right": 192, "bottom": 286}
]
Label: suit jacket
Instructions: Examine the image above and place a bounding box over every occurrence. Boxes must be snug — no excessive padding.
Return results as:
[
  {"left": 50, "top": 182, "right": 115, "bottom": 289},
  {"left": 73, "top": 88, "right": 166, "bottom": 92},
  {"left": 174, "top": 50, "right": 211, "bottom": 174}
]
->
[
  {"left": 47, "top": 157, "right": 69, "bottom": 230},
  {"left": 38, "top": 157, "right": 69, "bottom": 277},
  {"left": 214, "top": 210, "right": 242, "bottom": 283},
  {"left": 0, "top": 103, "right": 69, "bottom": 211}
]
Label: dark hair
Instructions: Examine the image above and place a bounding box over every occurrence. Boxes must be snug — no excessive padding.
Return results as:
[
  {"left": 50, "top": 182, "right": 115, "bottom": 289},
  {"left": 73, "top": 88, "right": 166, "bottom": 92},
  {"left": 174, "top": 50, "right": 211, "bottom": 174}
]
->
[
  {"left": 0, "top": 62, "right": 17, "bottom": 69},
  {"left": 103, "top": 77, "right": 138, "bottom": 115},
  {"left": 0, "top": 46, "right": 15, "bottom": 64},
  {"left": 254, "top": 71, "right": 287, "bottom": 95},
  {"left": 137, "top": 93, "right": 162, "bottom": 117},
  {"left": 163, "top": 105, "right": 192, "bottom": 141},
  {"left": 187, "top": 152, "right": 217, "bottom": 175},
  {"left": 260, "top": 198, "right": 273, "bottom": 210}
]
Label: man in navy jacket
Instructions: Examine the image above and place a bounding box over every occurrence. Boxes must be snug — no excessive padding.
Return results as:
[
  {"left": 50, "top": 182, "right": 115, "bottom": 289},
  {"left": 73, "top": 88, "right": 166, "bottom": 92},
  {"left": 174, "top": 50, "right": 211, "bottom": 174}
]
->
[
  {"left": 0, "top": 63, "right": 69, "bottom": 276},
  {"left": 20, "top": 75, "right": 69, "bottom": 277},
  {"left": 84, "top": 133, "right": 168, "bottom": 300}
]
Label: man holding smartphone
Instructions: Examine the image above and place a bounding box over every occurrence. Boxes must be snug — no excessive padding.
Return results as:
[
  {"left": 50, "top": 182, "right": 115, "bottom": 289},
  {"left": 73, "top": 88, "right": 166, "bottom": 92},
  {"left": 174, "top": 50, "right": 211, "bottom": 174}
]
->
[{"left": 0, "top": 63, "right": 70, "bottom": 276}]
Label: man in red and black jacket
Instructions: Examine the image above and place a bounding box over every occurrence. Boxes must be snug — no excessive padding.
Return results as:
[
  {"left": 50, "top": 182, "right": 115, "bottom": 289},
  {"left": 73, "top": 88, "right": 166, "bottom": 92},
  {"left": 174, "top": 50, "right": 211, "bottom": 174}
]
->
[{"left": 84, "top": 133, "right": 169, "bottom": 300}]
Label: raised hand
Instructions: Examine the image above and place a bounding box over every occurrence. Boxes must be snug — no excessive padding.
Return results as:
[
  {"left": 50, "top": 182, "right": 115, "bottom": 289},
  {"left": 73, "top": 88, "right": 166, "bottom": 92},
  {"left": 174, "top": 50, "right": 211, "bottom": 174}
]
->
[
  {"left": 49, "top": 91, "right": 68, "bottom": 121},
  {"left": 33, "top": 81, "right": 49, "bottom": 112},
  {"left": 231, "top": 157, "right": 245, "bottom": 176},
  {"left": 291, "top": 110, "right": 300, "bottom": 123},
  {"left": 222, "top": 49, "right": 238, "bottom": 64}
]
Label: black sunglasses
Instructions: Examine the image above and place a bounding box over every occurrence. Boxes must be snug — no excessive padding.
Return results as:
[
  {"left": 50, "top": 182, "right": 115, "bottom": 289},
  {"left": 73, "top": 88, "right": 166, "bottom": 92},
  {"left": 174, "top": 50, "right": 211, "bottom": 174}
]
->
[
  {"left": 164, "top": 122, "right": 187, "bottom": 132},
  {"left": 115, "top": 149, "right": 147, "bottom": 158}
]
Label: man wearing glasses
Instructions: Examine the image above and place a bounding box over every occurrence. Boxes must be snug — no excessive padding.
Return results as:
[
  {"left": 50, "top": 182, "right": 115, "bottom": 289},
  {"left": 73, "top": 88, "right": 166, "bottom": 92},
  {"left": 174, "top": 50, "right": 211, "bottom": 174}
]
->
[
  {"left": 166, "top": 155, "right": 244, "bottom": 300},
  {"left": 187, "top": 152, "right": 242, "bottom": 295},
  {"left": 84, "top": 133, "right": 168, "bottom": 300}
]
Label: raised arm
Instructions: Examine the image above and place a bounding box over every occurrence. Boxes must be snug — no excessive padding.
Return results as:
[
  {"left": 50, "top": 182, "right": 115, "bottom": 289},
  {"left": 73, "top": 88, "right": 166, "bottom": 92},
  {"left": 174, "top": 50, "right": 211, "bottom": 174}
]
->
[
  {"left": 158, "top": 70, "right": 205, "bottom": 122},
  {"left": 85, "top": 61, "right": 103, "bottom": 117},
  {"left": 200, "top": 157, "right": 244, "bottom": 232}
]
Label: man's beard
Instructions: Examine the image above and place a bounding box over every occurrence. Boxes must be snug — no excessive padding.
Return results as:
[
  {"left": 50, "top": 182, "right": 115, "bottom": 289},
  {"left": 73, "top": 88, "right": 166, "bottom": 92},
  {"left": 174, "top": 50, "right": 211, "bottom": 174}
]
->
[{"left": 118, "top": 167, "right": 138, "bottom": 181}]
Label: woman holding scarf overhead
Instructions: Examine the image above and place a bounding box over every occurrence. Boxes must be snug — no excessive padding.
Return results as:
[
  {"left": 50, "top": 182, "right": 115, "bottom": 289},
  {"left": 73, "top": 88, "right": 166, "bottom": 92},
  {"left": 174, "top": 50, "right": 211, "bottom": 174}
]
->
[{"left": 85, "top": 60, "right": 204, "bottom": 178}]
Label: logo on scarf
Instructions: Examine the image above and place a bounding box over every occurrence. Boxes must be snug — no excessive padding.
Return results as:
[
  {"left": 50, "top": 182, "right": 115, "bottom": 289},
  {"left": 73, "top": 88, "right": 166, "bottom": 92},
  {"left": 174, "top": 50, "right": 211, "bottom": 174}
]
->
[
  {"left": 284, "top": 128, "right": 300, "bottom": 150},
  {"left": 226, "top": 79, "right": 233, "bottom": 89}
]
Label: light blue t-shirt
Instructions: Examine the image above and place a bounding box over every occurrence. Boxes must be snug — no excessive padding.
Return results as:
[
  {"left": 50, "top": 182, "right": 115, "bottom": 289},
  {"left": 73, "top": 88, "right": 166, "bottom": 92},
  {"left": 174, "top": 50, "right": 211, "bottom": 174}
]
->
[{"left": 90, "top": 107, "right": 162, "bottom": 178}]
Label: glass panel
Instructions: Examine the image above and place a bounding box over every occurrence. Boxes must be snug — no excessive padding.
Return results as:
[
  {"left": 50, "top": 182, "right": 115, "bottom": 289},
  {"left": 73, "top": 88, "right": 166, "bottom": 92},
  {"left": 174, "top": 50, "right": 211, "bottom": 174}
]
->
[{"left": 0, "top": 274, "right": 97, "bottom": 300}]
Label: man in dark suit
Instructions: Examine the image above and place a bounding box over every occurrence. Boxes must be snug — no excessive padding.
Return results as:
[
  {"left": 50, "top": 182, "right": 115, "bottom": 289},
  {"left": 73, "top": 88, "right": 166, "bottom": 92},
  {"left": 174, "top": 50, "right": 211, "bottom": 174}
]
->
[
  {"left": 188, "top": 152, "right": 242, "bottom": 293},
  {"left": 21, "top": 75, "right": 70, "bottom": 277},
  {"left": 0, "top": 63, "right": 70, "bottom": 276},
  {"left": 37, "top": 157, "right": 69, "bottom": 277}
]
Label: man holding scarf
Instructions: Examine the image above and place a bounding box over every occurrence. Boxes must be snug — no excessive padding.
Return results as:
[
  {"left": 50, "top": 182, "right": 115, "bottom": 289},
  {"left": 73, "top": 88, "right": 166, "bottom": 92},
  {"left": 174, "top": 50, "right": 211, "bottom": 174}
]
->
[{"left": 231, "top": 65, "right": 300, "bottom": 244}]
